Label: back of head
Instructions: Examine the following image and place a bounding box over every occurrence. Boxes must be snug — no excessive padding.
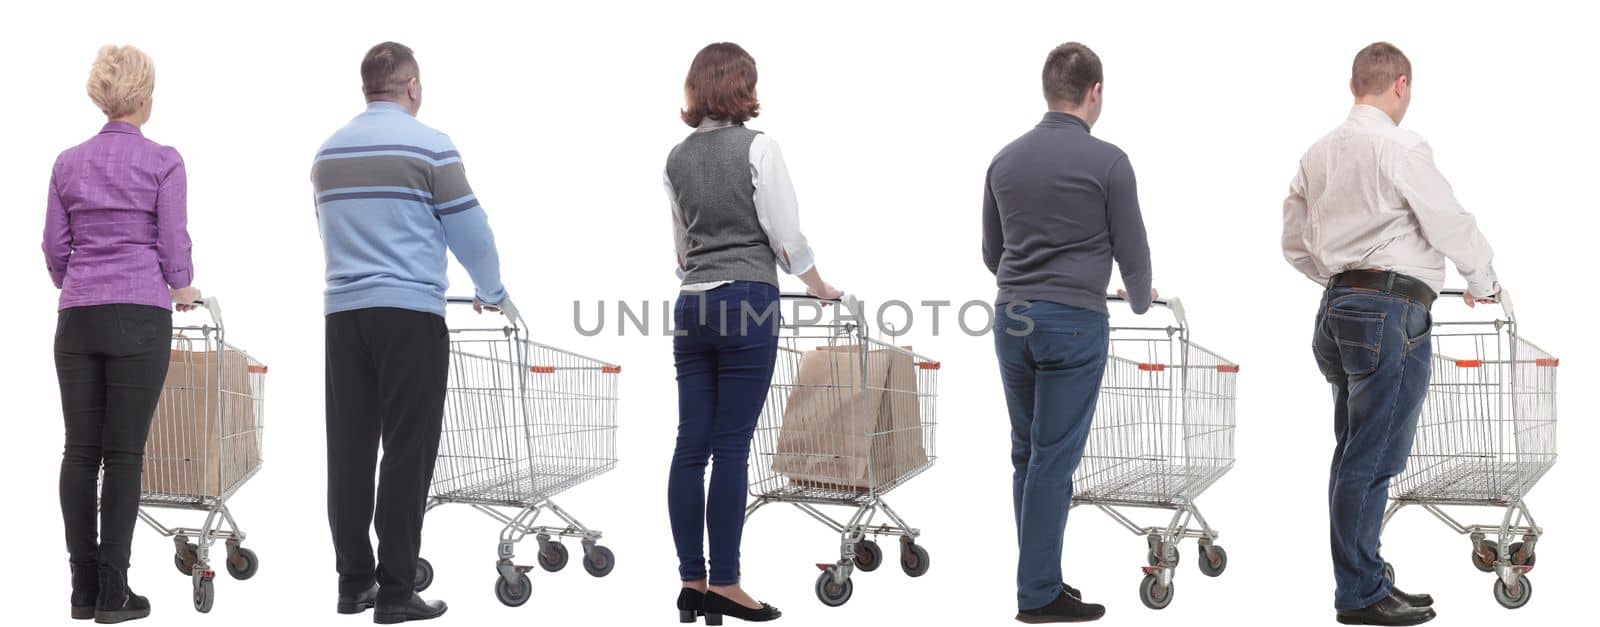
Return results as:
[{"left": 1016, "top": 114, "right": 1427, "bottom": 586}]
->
[
  {"left": 87, "top": 45, "right": 154, "bottom": 120},
  {"left": 681, "top": 42, "right": 761, "bottom": 127},
  {"left": 1042, "top": 42, "right": 1102, "bottom": 111},
  {"left": 1351, "top": 42, "right": 1411, "bottom": 97},
  {"left": 362, "top": 42, "right": 419, "bottom": 102}
]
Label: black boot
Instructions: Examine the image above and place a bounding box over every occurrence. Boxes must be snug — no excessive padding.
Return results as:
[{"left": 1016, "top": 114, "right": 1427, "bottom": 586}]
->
[
  {"left": 678, "top": 588, "right": 707, "bottom": 623},
  {"left": 93, "top": 567, "right": 150, "bottom": 624},
  {"left": 373, "top": 593, "right": 447, "bottom": 624},
  {"left": 70, "top": 563, "right": 97, "bottom": 620},
  {"left": 1336, "top": 593, "right": 1435, "bottom": 626},
  {"left": 702, "top": 590, "right": 781, "bottom": 624},
  {"left": 1016, "top": 586, "right": 1106, "bottom": 623}
]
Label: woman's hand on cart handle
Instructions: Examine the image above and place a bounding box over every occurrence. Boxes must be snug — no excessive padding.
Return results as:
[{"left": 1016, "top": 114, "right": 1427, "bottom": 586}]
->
[
  {"left": 171, "top": 285, "right": 201, "bottom": 312},
  {"left": 799, "top": 267, "right": 844, "bottom": 302},
  {"left": 474, "top": 295, "right": 519, "bottom": 319}
]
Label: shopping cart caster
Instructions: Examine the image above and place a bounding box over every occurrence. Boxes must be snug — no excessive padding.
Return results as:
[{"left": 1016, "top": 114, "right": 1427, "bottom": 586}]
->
[
  {"left": 1147, "top": 545, "right": 1180, "bottom": 568},
  {"left": 225, "top": 546, "right": 259, "bottom": 580},
  {"left": 582, "top": 545, "right": 616, "bottom": 578},
  {"left": 899, "top": 540, "right": 930, "bottom": 578},
  {"left": 414, "top": 557, "right": 434, "bottom": 592},
  {"left": 174, "top": 540, "right": 199, "bottom": 576},
  {"left": 495, "top": 572, "right": 533, "bottom": 607},
  {"left": 814, "top": 567, "right": 853, "bottom": 607},
  {"left": 1197, "top": 544, "right": 1227, "bottom": 577},
  {"left": 537, "top": 540, "right": 569, "bottom": 572},
  {"left": 1471, "top": 539, "right": 1499, "bottom": 573},
  {"left": 1508, "top": 541, "right": 1537, "bottom": 567},
  {"left": 852, "top": 540, "right": 883, "bottom": 572},
  {"left": 1493, "top": 573, "right": 1533, "bottom": 609},
  {"left": 193, "top": 575, "right": 216, "bottom": 613},
  {"left": 1138, "top": 572, "right": 1174, "bottom": 610}
]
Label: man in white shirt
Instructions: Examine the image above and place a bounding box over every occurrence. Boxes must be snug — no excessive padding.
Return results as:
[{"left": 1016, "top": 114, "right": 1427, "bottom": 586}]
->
[{"left": 1282, "top": 42, "right": 1502, "bottom": 627}]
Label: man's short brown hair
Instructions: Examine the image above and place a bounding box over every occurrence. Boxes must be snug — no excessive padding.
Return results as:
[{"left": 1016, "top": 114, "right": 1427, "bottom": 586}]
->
[
  {"left": 681, "top": 42, "right": 760, "bottom": 127},
  {"left": 1352, "top": 42, "right": 1411, "bottom": 96},
  {"left": 362, "top": 42, "right": 418, "bottom": 98},
  {"left": 1043, "top": 42, "right": 1103, "bottom": 108}
]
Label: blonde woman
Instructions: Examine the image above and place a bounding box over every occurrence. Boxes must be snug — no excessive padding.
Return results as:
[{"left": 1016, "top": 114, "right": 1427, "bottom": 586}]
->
[{"left": 44, "top": 45, "right": 200, "bottom": 624}]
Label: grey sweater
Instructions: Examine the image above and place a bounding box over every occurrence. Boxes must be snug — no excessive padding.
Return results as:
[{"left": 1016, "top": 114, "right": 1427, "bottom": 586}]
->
[
  {"left": 982, "top": 112, "right": 1153, "bottom": 314},
  {"left": 666, "top": 125, "right": 780, "bottom": 288}
]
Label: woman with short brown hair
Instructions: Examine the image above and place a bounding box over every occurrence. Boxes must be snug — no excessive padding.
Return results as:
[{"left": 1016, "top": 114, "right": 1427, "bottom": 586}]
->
[{"left": 665, "top": 42, "right": 843, "bottom": 624}]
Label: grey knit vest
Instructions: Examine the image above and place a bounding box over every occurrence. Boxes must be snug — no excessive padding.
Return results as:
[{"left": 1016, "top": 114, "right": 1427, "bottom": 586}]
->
[{"left": 666, "top": 125, "right": 779, "bottom": 288}]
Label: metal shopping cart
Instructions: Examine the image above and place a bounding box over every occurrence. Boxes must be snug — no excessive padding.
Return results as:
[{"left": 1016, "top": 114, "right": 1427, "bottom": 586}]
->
[
  {"left": 1381, "top": 289, "right": 1557, "bottom": 609},
  {"left": 1072, "top": 295, "right": 1238, "bottom": 610},
  {"left": 416, "top": 297, "right": 621, "bottom": 607},
  {"left": 746, "top": 294, "right": 940, "bottom": 607},
  {"left": 136, "top": 298, "right": 267, "bottom": 613}
]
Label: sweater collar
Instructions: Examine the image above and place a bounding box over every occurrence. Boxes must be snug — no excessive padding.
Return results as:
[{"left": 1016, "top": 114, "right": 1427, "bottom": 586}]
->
[{"left": 1039, "top": 112, "right": 1090, "bottom": 133}]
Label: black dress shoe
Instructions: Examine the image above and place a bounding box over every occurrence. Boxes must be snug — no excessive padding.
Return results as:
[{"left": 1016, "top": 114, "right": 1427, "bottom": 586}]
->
[
  {"left": 1017, "top": 588, "right": 1106, "bottom": 623},
  {"left": 338, "top": 583, "right": 379, "bottom": 614},
  {"left": 1336, "top": 593, "right": 1435, "bottom": 626},
  {"left": 373, "top": 594, "right": 447, "bottom": 625},
  {"left": 1390, "top": 586, "right": 1433, "bottom": 608},
  {"left": 702, "top": 590, "right": 781, "bottom": 625},
  {"left": 678, "top": 588, "right": 707, "bottom": 623}
]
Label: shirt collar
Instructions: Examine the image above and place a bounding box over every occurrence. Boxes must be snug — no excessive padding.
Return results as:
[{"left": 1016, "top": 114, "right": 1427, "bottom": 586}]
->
[
  {"left": 1039, "top": 111, "right": 1090, "bottom": 133},
  {"left": 694, "top": 117, "right": 737, "bottom": 133},
  {"left": 99, "top": 121, "right": 142, "bottom": 136},
  {"left": 1348, "top": 104, "right": 1397, "bottom": 128},
  {"left": 364, "top": 100, "right": 413, "bottom": 116}
]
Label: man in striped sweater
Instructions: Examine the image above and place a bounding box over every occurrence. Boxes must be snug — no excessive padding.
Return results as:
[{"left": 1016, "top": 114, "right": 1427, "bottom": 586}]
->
[{"left": 311, "top": 41, "right": 511, "bottom": 624}]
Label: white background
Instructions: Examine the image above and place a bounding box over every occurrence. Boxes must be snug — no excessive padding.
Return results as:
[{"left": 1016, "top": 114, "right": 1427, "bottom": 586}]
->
[{"left": 1, "top": 1, "right": 1594, "bottom": 625}]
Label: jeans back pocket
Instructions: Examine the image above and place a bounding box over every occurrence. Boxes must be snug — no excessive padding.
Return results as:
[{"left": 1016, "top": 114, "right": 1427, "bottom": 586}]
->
[{"left": 1325, "top": 308, "right": 1385, "bottom": 376}]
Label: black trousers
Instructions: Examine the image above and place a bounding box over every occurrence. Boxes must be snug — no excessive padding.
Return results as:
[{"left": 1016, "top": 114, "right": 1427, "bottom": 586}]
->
[
  {"left": 55, "top": 304, "right": 172, "bottom": 573},
  {"left": 325, "top": 307, "right": 449, "bottom": 603}
]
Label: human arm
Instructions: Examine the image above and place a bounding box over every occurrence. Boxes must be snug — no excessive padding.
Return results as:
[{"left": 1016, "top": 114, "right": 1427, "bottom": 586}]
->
[{"left": 1106, "top": 154, "right": 1154, "bottom": 314}]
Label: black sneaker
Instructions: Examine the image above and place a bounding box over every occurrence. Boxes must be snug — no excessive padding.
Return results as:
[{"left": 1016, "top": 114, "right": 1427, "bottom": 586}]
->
[{"left": 1017, "top": 588, "right": 1105, "bottom": 623}]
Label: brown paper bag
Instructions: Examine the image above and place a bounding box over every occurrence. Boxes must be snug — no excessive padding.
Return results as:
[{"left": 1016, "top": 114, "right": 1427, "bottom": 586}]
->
[
  {"left": 142, "top": 347, "right": 263, "bottom": 498},
  {"left": 772, "top": 345, "right": 927, "bottom": 491}
]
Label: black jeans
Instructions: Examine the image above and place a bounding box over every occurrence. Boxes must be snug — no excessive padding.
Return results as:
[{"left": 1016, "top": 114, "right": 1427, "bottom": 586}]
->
[
  {"left": 325, "top": 307, "right": 449, "bottom": 603},
  {"left": 55, "top": 304, "right": 172, "bottom": 573}
]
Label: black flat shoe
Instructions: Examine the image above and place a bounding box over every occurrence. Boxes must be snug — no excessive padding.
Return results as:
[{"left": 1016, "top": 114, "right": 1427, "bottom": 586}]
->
[
  {"left": 1336, "top": 593, "right": 1435, "bottom": 626},
  {"left": 373, "top": 593, "right": 447, "bottom": 624},
  {"left": 1390, "top": 586, "right": 1433, "bottom": 608},
  {"left": 703, "top": 590, "right": 781, "bottom": 625},
  {"left": 338, "top": 583, "right": 379, "bottom": 614},
  {"left": 1016, "top": 588, "right": 1105, "bottom": 623},
  {"left": 678, "top": 588, "right": 707, "bottom": 623}
]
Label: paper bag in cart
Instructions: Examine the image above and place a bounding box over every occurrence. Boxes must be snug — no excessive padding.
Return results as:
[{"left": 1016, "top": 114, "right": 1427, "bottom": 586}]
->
[
  {"left": 142, "top": 348, "right": 262, "bottom": 498},
  {"left": 772, "top": 345, "right": 927, "bottom": 491}
]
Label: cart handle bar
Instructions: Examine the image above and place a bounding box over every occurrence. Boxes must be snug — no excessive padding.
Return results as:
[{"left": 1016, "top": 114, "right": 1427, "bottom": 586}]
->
[
  {"left": 444, "top": 296, "right": 528, "bottom": 329},
  {"left": 778, "top": 292, "right": 866, "bottom": 321},
  {"left": 1105, "top": 294, "right": 1186, "bottom": 328},
  {"left": 1437, "top": 288, "right": 1515, "bottom": 322},
  {"left": 179, "top": 298, "right": 224, "bottom": 330}
]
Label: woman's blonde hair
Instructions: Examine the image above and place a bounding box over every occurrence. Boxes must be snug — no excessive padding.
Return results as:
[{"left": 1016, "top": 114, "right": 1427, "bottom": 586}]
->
[{"left": 86, "top": 45, "right": 155, "bottom": 119}]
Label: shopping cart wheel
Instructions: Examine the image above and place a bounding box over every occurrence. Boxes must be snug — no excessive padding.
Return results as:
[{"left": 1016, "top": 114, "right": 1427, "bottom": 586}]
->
[
  {"left": 226, "top": 547, "right": 259, "bottom": 580},
  {"left": 1471, "top": 539, "right": 1499, "bottom": 573},
  {"left": 852, "top": 540, "right": 883, "bottom": 572},
  {"left": 1493, "top": 573, "right": 1533, "bottom": 609},
  {"left": 495, "top": 572, "right": 533, "bottom": 607},
  {"left": 414, "top": 557, "right": 434, "bottom": 592},
  {"left": 538, "top": 541, "right": 569, "bottom": 572},
  {"left": 193, "top": 578, "right": 215, "bottom": 613},
  {"left": 1197, "top": 545, "right": 1227, "bottom": 577},
  {"left": 1139, "top": 573, "right": 1174, "bottom": 610},
  {"left": 814, "top": 569, "right": 853, "bottom": 607},
  {"left": 1508, "top": 541, "right": 1537, "bottom": 567},
  {"left": 899, "top": 543, "right": 930, "bottom": 578},
  {"left": 174, "top": 542, "right": 199, "bottom": 576},
  {"left": 582, "top": 545, "right": 616, "bottom": 578}
]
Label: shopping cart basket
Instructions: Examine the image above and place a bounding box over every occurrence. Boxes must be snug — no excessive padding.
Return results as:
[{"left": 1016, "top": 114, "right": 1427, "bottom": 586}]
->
[
  {"left": 746, "top": 294, "right": 940, "bottom": 607},
  {"left": 136, "top": 298, "right": 267, "bottom": 613},
  {"left": 1071, "top": 294, "right": 1238, "bottom": 610},
  {"left": 1381, "top": 289, "right": 1557, "bottom": 609},
  {"left": 417, "top": 297, "right": 621, "bottom": 607}
]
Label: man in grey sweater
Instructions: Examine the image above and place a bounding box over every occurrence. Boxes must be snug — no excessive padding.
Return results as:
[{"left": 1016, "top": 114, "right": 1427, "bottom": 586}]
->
[{"left": 982, "top": 42, "right": 1154, "bottom": 624}]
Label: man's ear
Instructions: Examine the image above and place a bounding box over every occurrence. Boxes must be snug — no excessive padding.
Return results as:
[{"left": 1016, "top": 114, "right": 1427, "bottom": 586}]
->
[
  {"left": 1394, "top": 75, "right": 1408, "bottom": 98},
  {"left": 1091, "top": 82, "right": 1104, "bottom": 103},
  {"left": 1349, "top": 79, "right": 1359, "bottom": 98}
]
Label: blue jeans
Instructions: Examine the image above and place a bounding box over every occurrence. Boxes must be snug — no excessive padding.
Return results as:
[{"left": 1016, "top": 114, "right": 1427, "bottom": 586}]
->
[
  {"left": 993, "top": 301, "right": 1110, "bottom": 610},
  {"left": 1313, "top": 287, "right": 1433, "bottom": 611},
  {"left": 668, "top": 281, "right": 780, "bottom": 585}
]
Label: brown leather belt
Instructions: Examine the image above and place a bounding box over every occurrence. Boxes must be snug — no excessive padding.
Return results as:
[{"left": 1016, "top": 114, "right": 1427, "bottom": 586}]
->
[{"left": 1329, "top": 270, "right": 1437, "bottom": 309}]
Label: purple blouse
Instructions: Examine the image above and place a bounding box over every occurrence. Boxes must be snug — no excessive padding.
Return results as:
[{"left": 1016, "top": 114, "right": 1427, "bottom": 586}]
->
[{"left": 43, "top": 122, "right": 193, "bottom": 311}]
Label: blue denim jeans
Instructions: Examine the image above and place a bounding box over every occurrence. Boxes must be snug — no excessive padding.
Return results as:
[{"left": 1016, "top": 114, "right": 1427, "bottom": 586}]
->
[
  {"left": 668, "top": 281, "right": 781, "bottom": 585},
  {"left": 993, "top": 301, "right": 1110, "bottom": 610},
  {"left": 1313, "top": 287, "right": 1433, "bottom": 611}
]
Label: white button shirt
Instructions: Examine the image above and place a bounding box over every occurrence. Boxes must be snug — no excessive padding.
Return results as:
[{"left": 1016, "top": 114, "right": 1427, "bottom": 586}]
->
[
  {"left": 666, "top": 118, "right": 816, "bottom": 292},
  {"left": 1282, "top": 104, "right": 1499, "bottom": 297}
]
